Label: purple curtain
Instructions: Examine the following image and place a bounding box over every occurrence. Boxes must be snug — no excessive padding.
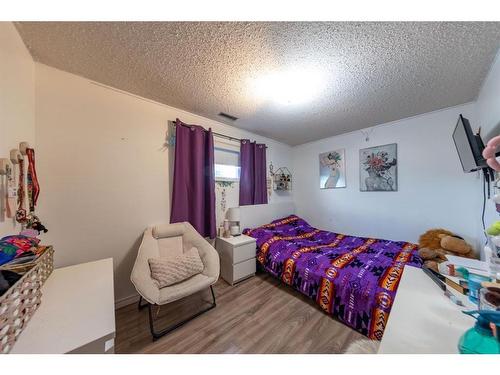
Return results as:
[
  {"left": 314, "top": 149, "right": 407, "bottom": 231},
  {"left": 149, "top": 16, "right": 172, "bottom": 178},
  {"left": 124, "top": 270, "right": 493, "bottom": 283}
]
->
[
  {"left": 239, "top": 139, "right": 268, "bottom": 206},
  {"left": 170, "top": 119, "right": 216, "bottom": 238}
]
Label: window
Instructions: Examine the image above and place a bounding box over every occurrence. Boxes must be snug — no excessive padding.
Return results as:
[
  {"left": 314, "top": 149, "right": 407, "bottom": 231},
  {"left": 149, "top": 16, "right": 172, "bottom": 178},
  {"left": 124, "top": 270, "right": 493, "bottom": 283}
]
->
[
  {"left": 215, "top": 164, "right": 240, "bottom": 180},
  {"left": 214, "top": 147, "right": 240, "bottom": 181}
]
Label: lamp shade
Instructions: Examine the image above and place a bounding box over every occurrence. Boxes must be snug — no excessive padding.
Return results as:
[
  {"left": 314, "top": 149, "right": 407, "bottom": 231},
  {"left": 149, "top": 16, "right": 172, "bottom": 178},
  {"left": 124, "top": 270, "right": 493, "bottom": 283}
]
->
[{"left": 227, "top": 207, "right": 240, "bottom": 222}]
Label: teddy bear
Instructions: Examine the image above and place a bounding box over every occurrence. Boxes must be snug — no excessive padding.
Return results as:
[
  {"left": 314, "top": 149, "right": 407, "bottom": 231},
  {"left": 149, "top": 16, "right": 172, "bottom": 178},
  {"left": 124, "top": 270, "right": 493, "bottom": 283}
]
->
[{"left": 418, "top": 228, "right": 475, "bottom": 272}]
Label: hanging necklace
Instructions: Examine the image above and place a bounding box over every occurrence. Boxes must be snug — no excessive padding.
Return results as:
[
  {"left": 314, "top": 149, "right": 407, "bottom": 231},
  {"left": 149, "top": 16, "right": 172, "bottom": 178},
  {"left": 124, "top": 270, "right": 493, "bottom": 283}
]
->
[{"left": 15, "top": 158, "right": 27, "bottom": 224}]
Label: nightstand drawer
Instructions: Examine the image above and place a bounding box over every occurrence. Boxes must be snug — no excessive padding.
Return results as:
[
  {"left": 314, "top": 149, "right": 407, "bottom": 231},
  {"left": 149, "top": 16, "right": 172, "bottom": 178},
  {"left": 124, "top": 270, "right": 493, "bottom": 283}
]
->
[
  {"left": 232, "top": 241, "right": 257, "bottom": 264},
  {"left": 233, "top": 258, "right": 256, "bottom": 283}
]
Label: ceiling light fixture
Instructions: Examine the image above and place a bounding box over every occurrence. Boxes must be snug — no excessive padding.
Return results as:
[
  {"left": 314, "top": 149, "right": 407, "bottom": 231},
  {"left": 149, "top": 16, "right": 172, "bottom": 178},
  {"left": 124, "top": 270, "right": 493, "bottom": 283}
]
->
[{"left": 250, "top": 66, "right": 325, "bottom": 106}]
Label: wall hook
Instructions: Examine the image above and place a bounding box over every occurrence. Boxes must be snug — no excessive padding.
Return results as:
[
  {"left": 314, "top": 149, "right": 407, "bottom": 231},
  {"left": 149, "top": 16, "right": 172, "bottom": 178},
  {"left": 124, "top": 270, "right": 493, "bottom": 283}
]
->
[
  {"left": 269, "top": 161, "right": 274, "bottom": 176},
  {"left": 10, "top": 149, "right": 23, "bottom": 164},
  {"left": 361, "top": 128, "right": 374, "bottom": 142},
  {"left": 0, "top": 158, "right": 9, "bottom": 175},
  {"left": 19, "top": 141, "right": 30, "bottom": 155}
]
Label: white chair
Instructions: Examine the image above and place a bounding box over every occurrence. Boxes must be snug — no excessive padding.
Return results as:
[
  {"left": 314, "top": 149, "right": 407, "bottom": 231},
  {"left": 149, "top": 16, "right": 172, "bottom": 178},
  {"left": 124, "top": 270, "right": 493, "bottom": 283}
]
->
[{"left": 131, "top": 222, "right": 219, "bottom": 340}]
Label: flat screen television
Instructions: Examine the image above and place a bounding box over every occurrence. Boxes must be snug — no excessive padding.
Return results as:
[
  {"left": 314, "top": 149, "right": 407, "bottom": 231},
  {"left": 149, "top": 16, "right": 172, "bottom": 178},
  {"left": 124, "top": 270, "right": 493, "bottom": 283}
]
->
[{"left": 452, "top": 114, "right": 487, "bottom": 173}]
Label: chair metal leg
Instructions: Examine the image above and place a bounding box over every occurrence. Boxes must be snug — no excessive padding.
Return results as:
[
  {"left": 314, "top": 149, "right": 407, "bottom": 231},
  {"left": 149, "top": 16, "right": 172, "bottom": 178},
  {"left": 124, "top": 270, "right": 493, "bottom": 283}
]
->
[
  {"left": 138, "top": 296, "right": 148, "bottom": 310},
  {"left": 146, "top": 285, "right": 216, "bottom": 341}
]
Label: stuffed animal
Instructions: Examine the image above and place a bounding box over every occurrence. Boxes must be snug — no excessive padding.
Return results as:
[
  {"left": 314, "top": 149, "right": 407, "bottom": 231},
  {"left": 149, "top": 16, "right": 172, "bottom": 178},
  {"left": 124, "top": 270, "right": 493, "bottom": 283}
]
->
[
  {"left": 418, "top": 247, "right": 447, "bottom": 273},
  {"left": 439, "top": 234, "right": 472, "bottom": 256},
  {"left": 418, "top": 228, "right": 476, "bottom": 272},
  {"left": 419, "top": 228, "right": 454, "bottom": 250},
  {"left": 31, "top": 220, "right": 48, "bottom": 234},
  {"left": 25, "top": 213, "right": 48, "bottom": 234}
]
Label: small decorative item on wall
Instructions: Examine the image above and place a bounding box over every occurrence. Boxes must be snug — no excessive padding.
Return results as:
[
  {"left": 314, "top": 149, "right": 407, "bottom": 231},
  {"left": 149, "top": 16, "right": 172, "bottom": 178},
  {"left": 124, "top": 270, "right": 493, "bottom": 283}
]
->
[
  {"left": 273, "top": 167, "right": 292, "bottom": 191},
  {"left": 215, "top": 180, "right": 235, "bottom": 214},
  {"left": 359, "top": 143, "right": 397, "bottom": 192},
  {"left": 319, "top": 149, "right": 346, "bottom": 189},
  {"left": 266, "top": 178, "right": 272, "bottom": 198},
  {"left": 268, "top": 162, "right": 274, "bottom": 198}
]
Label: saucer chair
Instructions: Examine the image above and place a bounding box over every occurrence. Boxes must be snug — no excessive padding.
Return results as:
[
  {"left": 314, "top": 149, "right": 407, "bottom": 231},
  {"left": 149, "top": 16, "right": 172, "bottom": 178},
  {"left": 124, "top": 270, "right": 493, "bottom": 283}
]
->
[{"left": 131, "top": 222, "right": 219, "bottom": 340}]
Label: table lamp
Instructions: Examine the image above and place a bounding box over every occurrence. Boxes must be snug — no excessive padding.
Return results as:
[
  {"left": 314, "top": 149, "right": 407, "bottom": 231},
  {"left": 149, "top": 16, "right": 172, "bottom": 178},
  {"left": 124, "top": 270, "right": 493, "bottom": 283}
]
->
[{"left": 227, "top": 207, "right": 241, "bottom": 236}]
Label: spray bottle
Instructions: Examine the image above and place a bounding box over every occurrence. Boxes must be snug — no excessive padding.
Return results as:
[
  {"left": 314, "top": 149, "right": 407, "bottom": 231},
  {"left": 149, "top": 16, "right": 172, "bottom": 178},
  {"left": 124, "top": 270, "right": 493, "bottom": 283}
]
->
[{"left": 458, "top": 310, "right": 500, "bottom": 354}]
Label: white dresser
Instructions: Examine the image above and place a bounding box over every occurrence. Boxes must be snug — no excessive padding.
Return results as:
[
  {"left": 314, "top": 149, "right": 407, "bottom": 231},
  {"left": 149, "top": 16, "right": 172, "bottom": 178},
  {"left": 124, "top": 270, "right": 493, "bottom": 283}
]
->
[
  {"left": 378, "top": 265, "right": 475, "bottom": 354},
  {"left": 215, "top": 235, "right": 257, "bottom": 285},
  {"left": 11, "top": 258, "right": 116, "bottom": 354}
]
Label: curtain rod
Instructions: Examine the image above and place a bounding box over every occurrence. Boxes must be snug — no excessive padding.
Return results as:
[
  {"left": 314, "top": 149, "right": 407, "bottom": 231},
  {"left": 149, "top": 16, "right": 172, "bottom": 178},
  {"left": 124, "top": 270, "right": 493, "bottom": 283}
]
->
[
  {"left": 170, "top": 120, "right": 267, "bottom": 148},
  {"left": 170, "top": 120, "right": 241, "bottom": 143}
]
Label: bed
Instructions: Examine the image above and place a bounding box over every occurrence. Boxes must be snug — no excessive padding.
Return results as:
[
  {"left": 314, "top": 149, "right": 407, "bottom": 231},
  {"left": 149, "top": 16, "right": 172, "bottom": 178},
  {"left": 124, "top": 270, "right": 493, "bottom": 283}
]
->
[{"left": 242, "top": 210, "right": 422, "bottom": 340}]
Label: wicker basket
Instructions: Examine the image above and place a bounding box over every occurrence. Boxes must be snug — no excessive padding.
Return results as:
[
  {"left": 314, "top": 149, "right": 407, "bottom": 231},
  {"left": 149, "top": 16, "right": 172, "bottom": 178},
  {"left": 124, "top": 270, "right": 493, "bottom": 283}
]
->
[{"left": 0, "top": 246, "right": 54, "bottom": 354}]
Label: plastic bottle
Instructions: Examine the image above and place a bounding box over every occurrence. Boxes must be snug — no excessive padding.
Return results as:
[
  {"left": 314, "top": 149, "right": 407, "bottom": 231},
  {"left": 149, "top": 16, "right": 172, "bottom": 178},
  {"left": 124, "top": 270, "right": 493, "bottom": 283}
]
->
[{"left": 458, "top": 310, "right": 500, "bottom": 354}]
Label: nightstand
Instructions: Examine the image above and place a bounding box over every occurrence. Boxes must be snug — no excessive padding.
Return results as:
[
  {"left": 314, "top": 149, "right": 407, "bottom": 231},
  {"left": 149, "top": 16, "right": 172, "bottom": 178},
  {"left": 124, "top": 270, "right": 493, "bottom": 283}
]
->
[{"left": 215, "top": 235, "right": 257, "bottom": 285}]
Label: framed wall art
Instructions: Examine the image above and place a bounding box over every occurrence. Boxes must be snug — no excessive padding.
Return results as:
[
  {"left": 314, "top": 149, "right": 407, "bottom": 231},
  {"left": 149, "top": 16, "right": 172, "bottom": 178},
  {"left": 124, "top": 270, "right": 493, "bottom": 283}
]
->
[
  {"left": 319, "top": 149, "right": 346, "bottom": 189},
  {"left": 359, "top": 143, "right": 397, "bottom": 192}
]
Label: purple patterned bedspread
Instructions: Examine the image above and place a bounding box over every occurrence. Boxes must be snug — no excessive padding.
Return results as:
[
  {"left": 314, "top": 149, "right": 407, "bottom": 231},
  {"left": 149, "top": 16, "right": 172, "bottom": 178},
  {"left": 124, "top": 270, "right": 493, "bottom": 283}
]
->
[{"left": 243, "top": 215, "right": 422, "bottom": 340}]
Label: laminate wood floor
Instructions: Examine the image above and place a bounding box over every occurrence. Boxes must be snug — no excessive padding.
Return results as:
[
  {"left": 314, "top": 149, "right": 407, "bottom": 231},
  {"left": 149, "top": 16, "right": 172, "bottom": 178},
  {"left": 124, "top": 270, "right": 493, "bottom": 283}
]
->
[{"left": 115, "top": 273, "right": 365, "bottom": 354}]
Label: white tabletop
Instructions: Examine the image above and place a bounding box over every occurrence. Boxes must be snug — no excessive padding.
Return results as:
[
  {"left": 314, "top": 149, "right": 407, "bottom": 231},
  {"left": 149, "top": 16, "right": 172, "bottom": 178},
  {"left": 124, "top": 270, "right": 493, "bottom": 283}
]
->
[
  {"left": 11, "top": 258, "right": 115, "bottom": 354},
  {"left": 217, "top": 234, "right": 256, "bottom": 246},
  {"left": 378, "top": 266, "right": 475, "bottom": 354}
]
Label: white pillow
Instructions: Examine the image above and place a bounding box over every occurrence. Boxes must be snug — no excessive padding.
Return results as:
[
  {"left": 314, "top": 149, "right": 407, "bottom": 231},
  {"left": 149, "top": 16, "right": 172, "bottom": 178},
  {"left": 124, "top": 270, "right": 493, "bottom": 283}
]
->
[{"left": 148, "top": 247, "right": 204, "bottom": 288}]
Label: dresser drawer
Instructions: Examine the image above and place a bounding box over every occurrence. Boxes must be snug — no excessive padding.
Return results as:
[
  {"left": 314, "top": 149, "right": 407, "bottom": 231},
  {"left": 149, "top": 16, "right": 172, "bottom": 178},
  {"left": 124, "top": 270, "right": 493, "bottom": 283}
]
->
[
  {"left": 233, "top": 258, "right": 256, "bottom": 283},
  {"left": 232, "top": 241, "right": 257, "bottom": 264}
]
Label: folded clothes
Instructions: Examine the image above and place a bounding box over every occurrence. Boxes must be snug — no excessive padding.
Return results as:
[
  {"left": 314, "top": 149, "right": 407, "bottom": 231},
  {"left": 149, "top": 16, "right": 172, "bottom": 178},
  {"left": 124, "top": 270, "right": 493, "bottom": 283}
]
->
[
  {"left": 15, "top": 250, "right": 35, "bottom": 259},
  {"left": 5, "top": 255, "right": 37, "bottom": 265},
  {"left": 0, "top": 252, "right": 13, "bottom": 267},
  {"left": 0, "top": 270, "right": 22, "bottom": 296},
  {"left": 0, "top": 235, "right": 40, "bottom": 266}
]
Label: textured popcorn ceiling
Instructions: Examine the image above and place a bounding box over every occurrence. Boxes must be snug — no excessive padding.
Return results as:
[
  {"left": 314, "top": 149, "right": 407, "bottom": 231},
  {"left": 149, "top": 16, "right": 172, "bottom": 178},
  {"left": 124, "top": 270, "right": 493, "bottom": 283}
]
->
[{"left": 15, "top": 22, "right": 500, "bottom": 145}]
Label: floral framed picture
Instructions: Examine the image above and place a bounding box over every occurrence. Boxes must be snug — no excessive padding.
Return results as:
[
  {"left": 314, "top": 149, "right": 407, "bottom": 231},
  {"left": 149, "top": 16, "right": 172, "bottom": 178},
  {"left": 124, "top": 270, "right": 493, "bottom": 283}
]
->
[
  {"left": 319, "top": 149, "right": 346, "bottom": 189},
  {"left": 359, "top": 143, "right": 397, "bottom": 192}
]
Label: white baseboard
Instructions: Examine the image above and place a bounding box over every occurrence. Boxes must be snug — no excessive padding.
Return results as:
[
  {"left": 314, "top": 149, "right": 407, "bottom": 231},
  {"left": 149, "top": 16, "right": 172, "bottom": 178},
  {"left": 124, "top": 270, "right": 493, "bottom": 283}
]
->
[{"left": 115, "top": 293, "right": 140, "bottom": 310}]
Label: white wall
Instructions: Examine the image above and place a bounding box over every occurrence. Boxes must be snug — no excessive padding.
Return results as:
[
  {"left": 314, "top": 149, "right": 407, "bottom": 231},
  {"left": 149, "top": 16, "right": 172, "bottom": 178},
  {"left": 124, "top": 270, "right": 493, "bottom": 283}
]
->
[
  {"left": 476, "top": 49, "right": 500, "bottom": 245},
  {"left": 34, "top": 63, "right": 293, "bottom": 304},
  {"left": 292, "top": 103, "right": 481, "bottom": 250},
  {"left": 0, "top": 22, "right": 35, "bottom": 237}
]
